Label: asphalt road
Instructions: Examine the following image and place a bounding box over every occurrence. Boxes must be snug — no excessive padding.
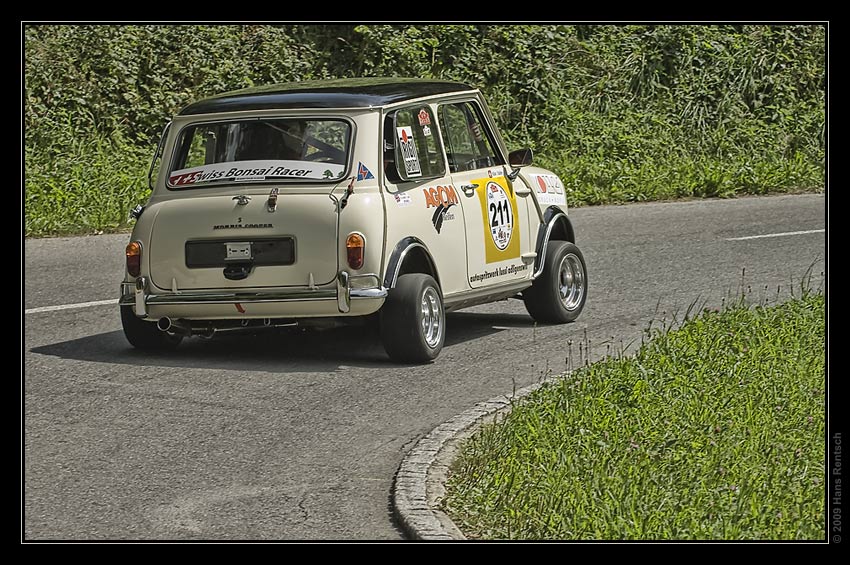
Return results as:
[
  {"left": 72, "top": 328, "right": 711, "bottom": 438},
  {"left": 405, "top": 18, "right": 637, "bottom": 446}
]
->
[{"left": 23, "top": 194, "right": 826, "bottom": 540}]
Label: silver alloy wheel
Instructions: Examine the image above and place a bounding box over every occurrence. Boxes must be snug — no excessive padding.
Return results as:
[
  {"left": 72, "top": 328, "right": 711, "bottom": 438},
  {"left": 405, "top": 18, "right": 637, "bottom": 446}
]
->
[
  {"left": 420, "top": 287, "right": 442, "bottom": 348},
  {"left": 558, "top": 253, "right": 585, "bottom": 311}
]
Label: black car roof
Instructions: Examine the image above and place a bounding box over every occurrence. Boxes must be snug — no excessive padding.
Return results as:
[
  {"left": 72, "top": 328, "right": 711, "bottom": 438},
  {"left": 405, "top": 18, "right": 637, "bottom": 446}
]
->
[{"left": 178, "top": 78, "right": 476, "bottom": 115}]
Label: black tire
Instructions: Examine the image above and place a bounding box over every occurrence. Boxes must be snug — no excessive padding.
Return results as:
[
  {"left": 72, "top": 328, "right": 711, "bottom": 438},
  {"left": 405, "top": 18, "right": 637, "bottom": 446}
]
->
[
  {"left": 379, "top": 274, "right": 445, "bottom": 363},
  {"left": 120, "top": 306, "right": 183, "bottom": 350},
  {"left": 523, "top": 241, "right": 587, "bottom": 324}
]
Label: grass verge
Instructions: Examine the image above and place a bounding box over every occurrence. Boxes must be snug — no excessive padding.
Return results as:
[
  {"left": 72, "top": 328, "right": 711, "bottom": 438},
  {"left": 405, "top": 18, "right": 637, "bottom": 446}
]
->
[
  {"left": 442, "top": 292, "right": 826, "bottom": 539},
  {"left": 24, "top": 123, "right": 150, "bottom": 237}
]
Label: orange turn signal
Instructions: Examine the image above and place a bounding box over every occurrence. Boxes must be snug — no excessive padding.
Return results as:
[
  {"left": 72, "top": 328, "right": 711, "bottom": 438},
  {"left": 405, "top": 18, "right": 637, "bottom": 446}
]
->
[
  {"left": 126, "top": 241, "right": 142, "bottom": 277},
  {"left": 346, "top": 233, "right": 365, "bottom": 270}
]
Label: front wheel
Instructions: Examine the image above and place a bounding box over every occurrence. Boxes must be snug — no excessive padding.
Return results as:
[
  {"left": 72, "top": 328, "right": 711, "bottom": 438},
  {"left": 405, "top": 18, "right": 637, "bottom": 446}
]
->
[
  {"left": 523, "top": 241, "right": 587, "bottom": 323},
  {"left": 120, "top": 306, "right": 183, "bottom": 350},
  {"left": 379, "top": 274, "right": 445, "bottom": 363}
]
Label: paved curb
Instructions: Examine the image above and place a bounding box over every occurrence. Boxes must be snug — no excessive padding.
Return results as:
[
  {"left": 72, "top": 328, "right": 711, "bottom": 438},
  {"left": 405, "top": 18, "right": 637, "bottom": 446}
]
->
[{"left": 392, "top": 379, "right": 551, "bottom": 540}]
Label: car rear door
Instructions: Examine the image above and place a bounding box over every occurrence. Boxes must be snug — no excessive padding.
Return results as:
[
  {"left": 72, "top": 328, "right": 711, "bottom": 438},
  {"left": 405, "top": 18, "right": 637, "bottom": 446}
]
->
[{"left": 381, "top": 104, "right": 469, "bottom": 297}]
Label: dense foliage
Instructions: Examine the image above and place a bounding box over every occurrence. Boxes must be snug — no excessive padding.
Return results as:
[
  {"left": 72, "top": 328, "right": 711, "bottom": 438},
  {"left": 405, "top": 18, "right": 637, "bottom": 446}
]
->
[{"left": 25, "top": 25, "right": 825, "bottom": 236}]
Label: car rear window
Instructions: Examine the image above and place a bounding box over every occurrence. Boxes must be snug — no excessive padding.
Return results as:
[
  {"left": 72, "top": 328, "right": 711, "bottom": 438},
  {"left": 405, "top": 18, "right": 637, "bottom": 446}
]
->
[{"left": 168, "top": 118, "right": 351, "bottom": 188}]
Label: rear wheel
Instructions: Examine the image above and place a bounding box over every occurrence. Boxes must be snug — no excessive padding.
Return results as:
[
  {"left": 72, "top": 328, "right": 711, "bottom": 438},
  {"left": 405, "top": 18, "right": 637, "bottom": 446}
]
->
[
  {"left": 523, "top": 241, "right": 587, "bottom": 323},
  {"left": 380, "top": 274, "right": 444, "bottom": 363},
  {"left": 120, "top": 306, "right": 183, "bottom": 350}
]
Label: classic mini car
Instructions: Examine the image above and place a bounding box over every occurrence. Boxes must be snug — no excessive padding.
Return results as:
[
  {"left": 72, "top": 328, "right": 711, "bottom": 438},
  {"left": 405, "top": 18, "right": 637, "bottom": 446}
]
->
[{"left": 120, "top": 78, "right": 587, "bottom": 362}]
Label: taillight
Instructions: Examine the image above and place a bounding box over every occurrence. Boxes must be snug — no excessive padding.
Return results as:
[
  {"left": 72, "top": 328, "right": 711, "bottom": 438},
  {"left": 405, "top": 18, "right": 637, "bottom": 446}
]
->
[
  {"left": 346, "top": 233, "right": 365, "bottom": 270},
  {"left": 126, "top": 241, "right": 142, "bottom": 277}
]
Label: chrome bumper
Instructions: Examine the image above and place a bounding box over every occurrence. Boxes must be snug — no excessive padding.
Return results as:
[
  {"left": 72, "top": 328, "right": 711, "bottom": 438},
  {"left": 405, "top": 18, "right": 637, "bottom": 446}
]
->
[{"left": 120, "top": 273, "right": 387, "bottom": 318}]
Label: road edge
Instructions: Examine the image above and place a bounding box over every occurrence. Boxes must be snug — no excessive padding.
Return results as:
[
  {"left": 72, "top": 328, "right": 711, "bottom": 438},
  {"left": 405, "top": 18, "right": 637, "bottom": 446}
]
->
[{"left": 391, "top": 379, "right": 550, "bottom": 540}]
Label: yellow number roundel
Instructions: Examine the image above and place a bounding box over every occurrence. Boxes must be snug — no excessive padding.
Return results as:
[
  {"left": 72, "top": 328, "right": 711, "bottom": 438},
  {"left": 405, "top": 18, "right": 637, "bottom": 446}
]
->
[{"left": 476, "top": 175, "right": 520, "bottom": 263}]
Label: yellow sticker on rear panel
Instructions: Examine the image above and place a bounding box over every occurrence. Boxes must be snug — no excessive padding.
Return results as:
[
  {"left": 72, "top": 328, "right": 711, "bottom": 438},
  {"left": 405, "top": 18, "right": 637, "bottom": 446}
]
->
[{"left": 476, "top": 176, "right": 520, "bottom": 263}]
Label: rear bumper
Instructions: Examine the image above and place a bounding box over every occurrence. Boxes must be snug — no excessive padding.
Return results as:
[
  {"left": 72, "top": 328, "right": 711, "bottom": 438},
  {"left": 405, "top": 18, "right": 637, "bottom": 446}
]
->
[{"left": 120, "top": 272, "right": 387, "bottom": 320}]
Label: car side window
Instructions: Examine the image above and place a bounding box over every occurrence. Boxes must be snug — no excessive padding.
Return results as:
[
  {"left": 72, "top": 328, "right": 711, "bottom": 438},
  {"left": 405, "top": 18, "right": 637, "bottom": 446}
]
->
[
  {"left": 438, "top": 102, "right": 502, "bottom": 173},
  {"left": 385, "top": 106, "right": 445, "bottom": 182}
]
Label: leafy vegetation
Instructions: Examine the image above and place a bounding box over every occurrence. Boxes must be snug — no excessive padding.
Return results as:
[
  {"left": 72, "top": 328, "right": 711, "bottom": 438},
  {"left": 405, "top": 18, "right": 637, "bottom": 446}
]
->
[
  {"left": 443, "top": 292, "right": 826, "bottom": 539},
  {"left": 25, "top": 25, "right": 825, "bottom": 236}
]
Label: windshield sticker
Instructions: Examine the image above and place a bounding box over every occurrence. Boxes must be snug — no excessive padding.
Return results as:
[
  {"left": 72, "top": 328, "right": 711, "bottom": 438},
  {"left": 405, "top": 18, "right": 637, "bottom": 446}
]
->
[
  {"left": 356, "top": 162, "right": 375, "bottom": 181},
  {"left": 422, "top": 125, "right": 432, "bottom": 137},
  {"left": 168, "top": 160, "right": 344, "bottom": 187},
  {"left": 396, "top": 126, "right": 422, "bottom": 178},
  {"left": 531, "top": 174, "right": 566, "bottom": 205},
  {"left": 418, "top": 109, "right": 431, "bottom": 126}
]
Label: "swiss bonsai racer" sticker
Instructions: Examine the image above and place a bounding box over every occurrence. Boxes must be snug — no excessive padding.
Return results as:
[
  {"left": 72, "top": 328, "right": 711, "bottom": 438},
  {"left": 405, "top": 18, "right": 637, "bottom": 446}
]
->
[{"left": 168, "top": 159, "right": 344, "bottom": 187}]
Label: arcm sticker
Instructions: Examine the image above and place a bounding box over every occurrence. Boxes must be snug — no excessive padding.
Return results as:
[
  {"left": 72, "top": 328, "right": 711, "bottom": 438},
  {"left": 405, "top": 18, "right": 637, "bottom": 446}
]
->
[
  {"left": 423, "top": 185, "right": 459, "bottom": 234},
  {"left": 423, "top": 185, "right": 458, "bottom": 209}
]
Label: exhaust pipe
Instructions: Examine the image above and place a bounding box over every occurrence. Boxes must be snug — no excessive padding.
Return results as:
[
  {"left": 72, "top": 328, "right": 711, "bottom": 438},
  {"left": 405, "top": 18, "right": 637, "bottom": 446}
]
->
[
  {"left": 196, "top": 326, "right": 216, "bottom": 339},
  {"left": 157, "top": 317, "right": 192, "bottom": 336}
]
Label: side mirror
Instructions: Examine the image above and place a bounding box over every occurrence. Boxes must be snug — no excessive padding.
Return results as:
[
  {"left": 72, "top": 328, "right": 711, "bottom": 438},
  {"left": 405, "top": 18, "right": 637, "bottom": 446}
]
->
[
  {"left": 509, "top": 148, "right": 533, "bottom": 168},
  {"left": 507, "top": 148, "right": 533, "bottom": 180}
]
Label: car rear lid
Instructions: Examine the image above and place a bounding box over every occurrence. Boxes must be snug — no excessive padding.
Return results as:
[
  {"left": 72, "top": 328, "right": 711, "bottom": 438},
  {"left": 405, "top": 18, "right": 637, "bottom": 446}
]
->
[{"left": 148, "top": 192, "right": 337, "bottom": 291}]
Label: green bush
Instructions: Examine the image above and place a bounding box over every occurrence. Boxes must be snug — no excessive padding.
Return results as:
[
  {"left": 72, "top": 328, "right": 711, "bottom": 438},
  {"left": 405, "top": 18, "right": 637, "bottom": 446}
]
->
[{"left": 24, "top": 24, "right": 825, "bottom": 236}]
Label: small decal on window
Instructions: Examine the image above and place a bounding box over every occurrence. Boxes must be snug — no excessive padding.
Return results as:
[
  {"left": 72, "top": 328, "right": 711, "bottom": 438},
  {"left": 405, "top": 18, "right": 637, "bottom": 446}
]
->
[
  {"left": 418, "top": 109, "right": 431, "bottom": 126},
  {"left": 422, "top": 125, "right": 432, "bottom": 137},
  {"left": 396, "top": 126, "right": 422, "bottom": 178}
]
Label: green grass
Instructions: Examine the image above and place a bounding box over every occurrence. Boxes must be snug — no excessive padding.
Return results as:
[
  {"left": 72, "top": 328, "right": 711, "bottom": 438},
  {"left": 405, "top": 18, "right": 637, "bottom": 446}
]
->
[
  {"left": 25, "top": 126, "right": 150, "bottom": 237},
  {"left": 443, "top": 292, "right": 826, "bottom": 539}
]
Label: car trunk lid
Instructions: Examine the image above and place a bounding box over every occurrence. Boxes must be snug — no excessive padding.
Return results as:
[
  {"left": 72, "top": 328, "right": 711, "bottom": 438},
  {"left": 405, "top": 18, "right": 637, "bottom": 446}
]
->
[{"left": 148, "top": 192, "right": 337, "bottom": 291}]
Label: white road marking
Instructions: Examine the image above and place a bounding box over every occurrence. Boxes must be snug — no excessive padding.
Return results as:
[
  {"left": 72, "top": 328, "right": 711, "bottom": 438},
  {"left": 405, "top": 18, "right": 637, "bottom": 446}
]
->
[
  {"left": 726, "top": 229, "right": 825, "bottom": 241},
  {"left": 22, "top": 228, "right": 825, "bottom": 313},
  {"left": 25, "top": 298, "right": 116, "bottom": 315}
]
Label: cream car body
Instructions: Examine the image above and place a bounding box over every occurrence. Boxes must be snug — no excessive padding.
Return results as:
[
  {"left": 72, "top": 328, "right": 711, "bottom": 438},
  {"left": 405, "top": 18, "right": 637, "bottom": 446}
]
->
[{"left": 120, "top": 78, "right": 586, "bottom": 362}]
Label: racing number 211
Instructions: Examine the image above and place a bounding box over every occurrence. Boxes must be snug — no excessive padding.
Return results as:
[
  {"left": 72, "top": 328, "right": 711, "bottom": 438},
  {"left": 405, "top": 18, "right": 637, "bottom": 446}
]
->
[{"left": 490, "top": 200, "right": 511, "bottom": 228}]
